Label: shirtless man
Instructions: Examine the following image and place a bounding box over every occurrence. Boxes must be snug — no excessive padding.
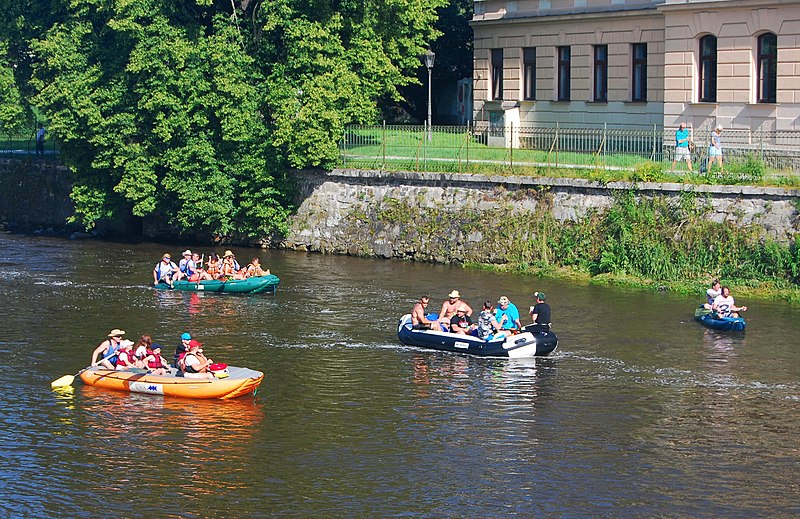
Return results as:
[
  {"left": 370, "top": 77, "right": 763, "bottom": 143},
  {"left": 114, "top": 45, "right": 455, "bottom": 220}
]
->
[
  {"left": 411, "top": 296, "right": 437, "bottom": 330},
  {"left": 438, "top": 290, "right": 473, "bottom": 331}
]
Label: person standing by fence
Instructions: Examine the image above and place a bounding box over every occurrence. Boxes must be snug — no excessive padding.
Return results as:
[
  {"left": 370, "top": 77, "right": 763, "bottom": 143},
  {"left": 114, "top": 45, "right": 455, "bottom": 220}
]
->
[
  {"left": 708, "top": 125, "right": 723, "bottom": 173},
  {"left": 671, "top": 122, "right": 693, "bottom": 172},
  {"left": 35, "top": 123, "right": 45, "bottom": 157}
]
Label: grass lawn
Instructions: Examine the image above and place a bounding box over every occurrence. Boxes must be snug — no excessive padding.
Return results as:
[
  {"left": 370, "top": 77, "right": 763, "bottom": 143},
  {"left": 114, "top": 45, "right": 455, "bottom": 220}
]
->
[{"left": 341, "top": 128, "right": 800, "bottom": 187}]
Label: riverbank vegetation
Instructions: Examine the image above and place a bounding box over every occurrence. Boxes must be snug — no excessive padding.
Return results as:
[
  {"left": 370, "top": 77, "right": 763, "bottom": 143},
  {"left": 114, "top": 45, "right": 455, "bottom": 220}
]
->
[{"left": 363, "top": 190, "right": 800, "bottom": 302}]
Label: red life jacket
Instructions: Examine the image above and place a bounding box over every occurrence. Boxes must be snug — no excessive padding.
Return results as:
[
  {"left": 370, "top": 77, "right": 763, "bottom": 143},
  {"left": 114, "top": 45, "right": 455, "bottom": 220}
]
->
[
  {"left": 115, "top": 350, "right": 132, "bottom": 368},
  {"left": 176, "top": 352, "right": 188, "bottom": 371},
  {"left": 147, "top": 352, "right": 164, "bottom": 369}
]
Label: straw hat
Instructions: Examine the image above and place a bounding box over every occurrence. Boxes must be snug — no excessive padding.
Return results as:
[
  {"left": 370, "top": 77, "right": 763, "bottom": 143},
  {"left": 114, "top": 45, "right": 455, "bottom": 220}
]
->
[
  {"left": 448, "top": 290, "right": 460, "bottom": 298},
  {"left": 108, "top": 329, "right": 126, "bottom": 337},
  {"left": 223, "top": 250, "right": 235, "bottom": 258},
  {"left": 182, "top": 249, "right": 192, "bottom": 256}
]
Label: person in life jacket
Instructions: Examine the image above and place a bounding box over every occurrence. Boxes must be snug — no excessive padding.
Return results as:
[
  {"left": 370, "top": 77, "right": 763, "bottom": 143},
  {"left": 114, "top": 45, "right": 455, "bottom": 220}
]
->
[
  {"left": 244, "top": 257, "right": 270, "bottom": 278},
  {"left": 188, "top": 252, "right": 213, "bottom": 282},
  {"left": 221, "top": 250, "right": 245, "bottom": 280},
  {"left": 205, "top": 253, "right": 222, "bottom": 279},
  {"left": 153, "top": 253, "right": 183, "bottom": 286},
  {"left": 114, "top": 340, "right": 138, "bottom": 371},
  {"left": 178, "top": 340, "right": 215, "bottom": 379},
  {"left": 173, "top": 332, "right": 192, "bottom": 367},
  {"left": 90, "top": 329, "right": 126, "bottom": 369},
  {"left": 143, "top": 343, "right": 170, "bottom": 375},
  {"left": 133, "top": 335, "right": 152, "bottom": 367}
]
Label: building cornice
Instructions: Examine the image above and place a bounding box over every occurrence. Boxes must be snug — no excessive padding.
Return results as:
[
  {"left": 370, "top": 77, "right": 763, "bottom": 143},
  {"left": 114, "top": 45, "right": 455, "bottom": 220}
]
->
[
  {"left": 471, "top": 7, "right": 659, "bottom": 28},
  {"left": 658, "top": 0, "right": 798, "bottom": 13}
]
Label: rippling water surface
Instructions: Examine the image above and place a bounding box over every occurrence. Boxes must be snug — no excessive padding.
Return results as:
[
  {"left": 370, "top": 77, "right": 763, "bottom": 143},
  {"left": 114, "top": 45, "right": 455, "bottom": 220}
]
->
[{"left": 0, "top": 233, "right": 798, "bottom": 517}]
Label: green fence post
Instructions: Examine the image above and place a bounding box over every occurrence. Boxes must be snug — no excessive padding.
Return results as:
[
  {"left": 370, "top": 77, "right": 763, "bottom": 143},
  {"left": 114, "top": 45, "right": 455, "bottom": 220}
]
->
[
  {"left": 556, "top": 122, "right": 559, "bottom": 167},
  {"left": 423, "top": 122, "right": 427, "bottom": 171},
  {"left": 509, "top": 122, "right": 514, "bottom": 173},
  {"left": 467, "top": 121, "right": 472, "bottom": 170},
  {"left": 652, "top": 124, "right": 657, "bottom": 163}
]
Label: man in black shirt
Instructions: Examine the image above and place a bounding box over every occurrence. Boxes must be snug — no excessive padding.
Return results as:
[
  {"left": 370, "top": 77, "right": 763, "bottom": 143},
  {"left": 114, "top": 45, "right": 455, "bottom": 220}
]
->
[{"left": 528, "top": 292, "right": 551, "bottom": 332}]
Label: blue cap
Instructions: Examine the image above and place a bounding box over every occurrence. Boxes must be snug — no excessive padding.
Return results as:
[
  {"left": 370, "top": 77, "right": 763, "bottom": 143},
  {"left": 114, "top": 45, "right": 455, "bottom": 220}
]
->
[
  {"left": 151, "top": 343, "right": 163, "bottom": 350},
  {"left": 181, "top": 332, "right": 191, "bottom": 340}
]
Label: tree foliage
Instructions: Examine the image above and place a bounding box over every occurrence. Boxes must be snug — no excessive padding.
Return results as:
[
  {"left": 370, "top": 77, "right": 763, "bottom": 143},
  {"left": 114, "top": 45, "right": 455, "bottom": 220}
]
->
[
  {"left": 4, "top": 0, "right": 447, "bottom": 238},
  {"left": 0, "top": 41, "right": 25, "bottom": 133},
  {"left": 254, "top": 0, "right": 445, "bottom": 167}
]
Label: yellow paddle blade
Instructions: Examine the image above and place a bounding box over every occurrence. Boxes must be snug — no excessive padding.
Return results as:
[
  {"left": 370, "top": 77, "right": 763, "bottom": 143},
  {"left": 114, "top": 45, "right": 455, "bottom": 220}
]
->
[{"left": 51, "top": 375, "right": 75, "bottom": 388}]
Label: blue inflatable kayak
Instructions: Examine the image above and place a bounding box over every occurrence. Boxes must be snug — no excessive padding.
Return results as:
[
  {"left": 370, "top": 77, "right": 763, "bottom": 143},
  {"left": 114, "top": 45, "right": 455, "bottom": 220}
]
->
[{"left": 694, "top": 306, "right": 746, "bottom": 331}]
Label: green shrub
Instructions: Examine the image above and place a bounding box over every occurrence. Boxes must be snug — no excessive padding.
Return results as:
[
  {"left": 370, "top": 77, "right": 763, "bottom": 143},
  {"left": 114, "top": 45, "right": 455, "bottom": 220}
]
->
[
  {"left": 726, "top": 154, "right": 766, "bottom": 183},
  {"left": 630, "top": 161, "right": 665, "bottom": 182}
]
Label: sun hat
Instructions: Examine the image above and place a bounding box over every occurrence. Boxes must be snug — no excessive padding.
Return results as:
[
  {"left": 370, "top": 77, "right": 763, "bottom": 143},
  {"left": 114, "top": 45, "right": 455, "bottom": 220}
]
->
[
  {"left": 108, "top": 329, "right": 126, "bottom": 337},
  {"left": 448, "top": 290, "right": 460, "bottom": 298},
  {"left": 181, "top": 332, "right": 192, "bottom": 341},
  {"left": 715, "top": 124, "right": 723, "bottom": 131},
  {"left": 121, "top": 339, "right": 135, "bottom": 348},
  {"left": 535, "top": 291, "right": 546, "bottom": 301},
  {"left": 498, "top": 296, "right": 510, "bottom": 305},
  {"left": 456, "top": 305, "right": 467, "bottom": 313},
  {"left": 223, "top": 250, "right": 235, "bottom": 258},
  {"left": 182, "top": 249, "right": 192, "bottom": 256}
]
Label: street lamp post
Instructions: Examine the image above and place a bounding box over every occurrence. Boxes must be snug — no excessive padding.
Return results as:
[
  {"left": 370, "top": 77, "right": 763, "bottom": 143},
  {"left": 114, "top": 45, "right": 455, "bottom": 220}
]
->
[{"left": 423, "top": 49, "right": 435, "bottom": 142}]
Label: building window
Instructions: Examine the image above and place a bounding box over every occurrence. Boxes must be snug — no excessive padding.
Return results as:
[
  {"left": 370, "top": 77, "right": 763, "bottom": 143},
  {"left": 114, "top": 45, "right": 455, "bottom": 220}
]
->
[
  {"left": 631, "top": 43, "right": 647, "bottom": 102},
  {"left": 699, "top": 35, "right": 717, "bottom": 102},
  {"left": 593, "top": 45, "right": 608, "bottom": 102},
  {"left": 557, "top": 46, "right": 570, "bottom": 101},
  {"left": 523, "top": 47, "right": 536, "bottom": 100},
  {"left": 491, "top": 49, "right": 503, "bottom": 100},
  {"left": 758, "top": 32, "right": 777, "bottom": 103}
]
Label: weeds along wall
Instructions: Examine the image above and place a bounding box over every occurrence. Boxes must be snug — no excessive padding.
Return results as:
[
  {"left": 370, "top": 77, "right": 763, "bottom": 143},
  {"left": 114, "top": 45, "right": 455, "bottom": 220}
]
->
[{"left": 287, "top": 169, "right": 800, "bottom": 284}]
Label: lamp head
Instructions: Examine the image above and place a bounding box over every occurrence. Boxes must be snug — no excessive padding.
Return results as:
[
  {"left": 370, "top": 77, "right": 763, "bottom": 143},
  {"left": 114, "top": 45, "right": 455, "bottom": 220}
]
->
[{"left": 423, "top": 49, "right": 436, "bottom": 70}]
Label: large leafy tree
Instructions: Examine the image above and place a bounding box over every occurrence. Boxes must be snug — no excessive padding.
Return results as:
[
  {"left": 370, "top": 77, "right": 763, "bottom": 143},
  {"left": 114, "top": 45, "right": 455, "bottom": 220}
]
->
[
  {"left": 15, "top": 0, "right": 444, "bottom": 237},
  {"left": 0, "top": 41, "right": 25, "bottom": 133},
  {"left": 30, "top": 0, "right": 290, "bottom": 235},
  {"left": 253, "top": 0, "right": 445, "bottom": 167}
]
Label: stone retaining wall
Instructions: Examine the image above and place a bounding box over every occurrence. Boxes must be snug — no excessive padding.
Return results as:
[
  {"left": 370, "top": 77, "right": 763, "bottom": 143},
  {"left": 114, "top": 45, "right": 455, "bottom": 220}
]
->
[
  {"left": 285, "top": 169, "right": 800, "bottom": 262},
  {"left": 0, "top": 159, "right": 76, "bottom": 232}
]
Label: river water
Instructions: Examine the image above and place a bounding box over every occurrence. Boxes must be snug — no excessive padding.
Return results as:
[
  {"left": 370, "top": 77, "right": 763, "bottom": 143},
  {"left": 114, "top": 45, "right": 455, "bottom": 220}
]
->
[{"left": 0, "top": 233, "right": 798, "bottom": 517}]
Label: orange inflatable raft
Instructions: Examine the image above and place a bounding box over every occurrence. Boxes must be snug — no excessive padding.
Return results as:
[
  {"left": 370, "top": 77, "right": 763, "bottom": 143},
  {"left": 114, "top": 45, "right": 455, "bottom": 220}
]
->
[{"left": 80, "top": 366, "right": 263, "bottom": 399}]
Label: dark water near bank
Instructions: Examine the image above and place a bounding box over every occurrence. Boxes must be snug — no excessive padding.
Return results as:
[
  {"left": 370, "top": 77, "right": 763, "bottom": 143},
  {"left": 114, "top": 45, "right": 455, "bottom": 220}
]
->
[{"left": 0, "top": 233, "right": 798, "bottom": 517}]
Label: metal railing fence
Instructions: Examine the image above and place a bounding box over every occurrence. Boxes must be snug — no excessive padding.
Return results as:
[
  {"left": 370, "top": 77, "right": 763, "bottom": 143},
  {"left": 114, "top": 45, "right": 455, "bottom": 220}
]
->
[
  {"left": 0, "top": 132, "right": 60, "bottom": 158},
  {"left": 340, "top": 123, "right": 800, "bottom": 174}
]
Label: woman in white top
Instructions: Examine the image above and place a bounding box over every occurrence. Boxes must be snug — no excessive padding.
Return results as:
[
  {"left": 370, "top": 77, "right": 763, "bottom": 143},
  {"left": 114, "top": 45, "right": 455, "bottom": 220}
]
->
[
  {"left": 703, "top": 279, "right": 722, "bottom": 309},
  {"left": 708, "top": 125, "right": 724, "bottom": 173},
  {"left": 712, "top": 286, "right": 747, "bottom": 318}
]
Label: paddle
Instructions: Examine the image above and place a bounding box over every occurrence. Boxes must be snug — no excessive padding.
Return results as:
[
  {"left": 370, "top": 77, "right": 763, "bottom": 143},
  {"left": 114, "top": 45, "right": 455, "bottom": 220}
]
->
[{"left": 51, "top": 350, "right": 117, "bottom": 389}]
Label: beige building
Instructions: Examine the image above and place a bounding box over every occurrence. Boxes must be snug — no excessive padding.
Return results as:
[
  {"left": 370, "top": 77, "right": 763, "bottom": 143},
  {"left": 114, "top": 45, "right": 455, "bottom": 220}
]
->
[{"left": 472, "top": 0, "right": 799, "bottom": 135}]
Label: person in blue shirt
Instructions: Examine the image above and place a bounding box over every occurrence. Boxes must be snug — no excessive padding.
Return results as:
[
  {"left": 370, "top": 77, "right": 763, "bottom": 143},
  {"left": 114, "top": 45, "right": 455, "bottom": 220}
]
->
[
  {"left": 35, "top": 123, "right": 45, "bottom": 156},
  {"left": 494, "top": 296, "right": 521, "bottom": 332},
  {"left": 671, "top": 122, "right": 693, "bottom": 172}
]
